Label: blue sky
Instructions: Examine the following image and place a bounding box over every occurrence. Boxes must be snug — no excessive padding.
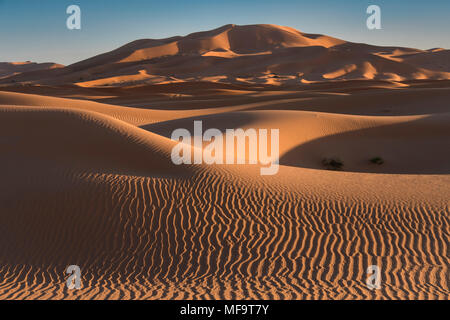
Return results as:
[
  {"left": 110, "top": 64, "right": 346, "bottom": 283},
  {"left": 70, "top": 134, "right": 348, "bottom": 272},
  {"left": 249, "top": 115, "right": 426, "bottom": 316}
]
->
[{"left": 0, "top": 0, "right": 449, "bottom": 65}]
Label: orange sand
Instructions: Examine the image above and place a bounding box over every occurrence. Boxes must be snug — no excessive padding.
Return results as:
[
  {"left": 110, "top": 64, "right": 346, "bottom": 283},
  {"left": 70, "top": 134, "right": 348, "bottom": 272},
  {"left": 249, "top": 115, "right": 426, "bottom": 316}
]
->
[{"left": 0, "top": 24, "right": 448, "bottom": 300}]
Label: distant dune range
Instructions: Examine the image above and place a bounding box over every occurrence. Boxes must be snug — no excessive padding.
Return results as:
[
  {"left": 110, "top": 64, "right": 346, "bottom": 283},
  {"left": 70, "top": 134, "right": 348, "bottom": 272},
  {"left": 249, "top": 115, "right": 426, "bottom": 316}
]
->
[
  {"left": 0, "top": 24, "right": 449, "bottom": 299},
  {"left": 1, "top": 24, "right": 450, "bottom": 86},
  {"left": 0, "top": 61, "right": 63, "bottom": 79}
]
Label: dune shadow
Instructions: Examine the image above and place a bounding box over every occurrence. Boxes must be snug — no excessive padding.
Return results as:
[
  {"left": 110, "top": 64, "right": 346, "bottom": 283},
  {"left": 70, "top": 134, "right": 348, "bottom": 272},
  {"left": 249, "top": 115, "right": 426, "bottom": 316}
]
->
[
  {"left": 141, "top": 112, "right": 262, "bottom": 138},
  {"left": 280, "top": 116, "right": 450, "bottom": 174}
]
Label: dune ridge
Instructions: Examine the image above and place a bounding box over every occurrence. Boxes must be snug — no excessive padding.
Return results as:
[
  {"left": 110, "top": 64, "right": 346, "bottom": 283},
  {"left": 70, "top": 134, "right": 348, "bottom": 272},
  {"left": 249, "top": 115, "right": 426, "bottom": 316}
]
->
[
  {"left": 1, "top": 24, "right": 450, "bottom": 87},
  {"left": 0, "top": 88, "right": 449, "bottom": 299},
  {"left": 0, "top": 62, "right": 63, "bottom": 79},
  {"left": 0, "top": 24, "right": 449, "bottom": 300}
]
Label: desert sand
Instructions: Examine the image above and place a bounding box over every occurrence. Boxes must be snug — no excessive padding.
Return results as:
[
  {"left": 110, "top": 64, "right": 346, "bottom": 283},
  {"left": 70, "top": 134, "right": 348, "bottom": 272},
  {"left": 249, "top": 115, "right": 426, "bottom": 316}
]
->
[{"left": 0, "top": 24, "right": 448, "bottom": 300}]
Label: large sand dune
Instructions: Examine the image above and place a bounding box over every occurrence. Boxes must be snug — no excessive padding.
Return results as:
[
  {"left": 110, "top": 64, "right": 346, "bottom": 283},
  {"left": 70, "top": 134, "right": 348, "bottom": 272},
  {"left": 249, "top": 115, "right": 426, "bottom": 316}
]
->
[
  {"left": 0, "top": 24, "right": 448, "bottom": 300},
  {"left": 0, "top": 85, "right": 449, "bottom": 300},
  {"left": 1, "top": 24, "right": 450, "bottom": 87}
]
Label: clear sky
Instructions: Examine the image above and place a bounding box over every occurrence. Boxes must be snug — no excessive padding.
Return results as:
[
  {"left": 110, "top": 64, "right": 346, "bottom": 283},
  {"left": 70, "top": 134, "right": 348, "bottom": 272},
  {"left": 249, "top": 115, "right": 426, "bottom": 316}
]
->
[{"left": 0, "top": 0, "right": 449, "bottom": 65}]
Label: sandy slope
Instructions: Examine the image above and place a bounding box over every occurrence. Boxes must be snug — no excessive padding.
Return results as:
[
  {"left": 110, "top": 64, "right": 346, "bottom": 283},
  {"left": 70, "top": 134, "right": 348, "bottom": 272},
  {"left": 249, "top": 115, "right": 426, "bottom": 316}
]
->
[
  {"left": 0, "top": 62, "right": 63, "bottom": 78},
  {"left": 146, "top": 110, "right": 450, "bottom": 174},
  {"left": 0, "top": 82, "right": 448, "bottom": 299},
  {"left": 1, "top": 24, "right": 450, "bottom": 87},
  {"left": 0, "top": 23, "right": 448, "bottom": 300},
  {"left": 0, "top": 90, "right": 254, "bottom": 126}
]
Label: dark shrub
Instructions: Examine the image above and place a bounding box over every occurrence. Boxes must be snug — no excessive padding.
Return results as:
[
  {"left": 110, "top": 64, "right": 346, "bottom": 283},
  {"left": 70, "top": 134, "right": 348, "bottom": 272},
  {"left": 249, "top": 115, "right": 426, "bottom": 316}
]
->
[
  {"left": 322, "top": 158, "right": 344, "bottom": 171},
  {"left": 370, "top": 157, "right": 384, "bottom": 165}
]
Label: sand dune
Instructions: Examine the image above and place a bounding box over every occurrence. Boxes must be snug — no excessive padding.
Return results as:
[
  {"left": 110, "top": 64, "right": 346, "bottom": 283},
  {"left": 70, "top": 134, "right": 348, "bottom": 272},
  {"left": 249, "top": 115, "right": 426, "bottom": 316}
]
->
[
  {"left": 0, "top": 84, "right": 449, "bottom": 299},
  {"left": 144, "top": 110, "right": 450, "bottom": 174},
  {"left": 1, "top": 24, "right": 449, "bottom": 87},
  {"left": 0, "top": 90, "right": 259, "bottom": 125},
  {"left": 0, "top": 62, "right": 63, "bottom": 79},
  {"left": 0, "top": 24, "right": 449, "bottom": 300}
]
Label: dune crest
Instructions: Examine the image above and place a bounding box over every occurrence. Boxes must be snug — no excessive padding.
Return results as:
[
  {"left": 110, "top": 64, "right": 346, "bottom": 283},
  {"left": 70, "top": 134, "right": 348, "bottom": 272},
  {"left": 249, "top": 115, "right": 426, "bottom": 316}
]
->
[
  {"left": 0, "top": 24, "right": 449, "bottom": 300},
  {"left": 0, "top": 61, "right": 63, "bottom": 79},
  {"left": 1, "top": 24, "right": 449, "bottom": 87}
]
